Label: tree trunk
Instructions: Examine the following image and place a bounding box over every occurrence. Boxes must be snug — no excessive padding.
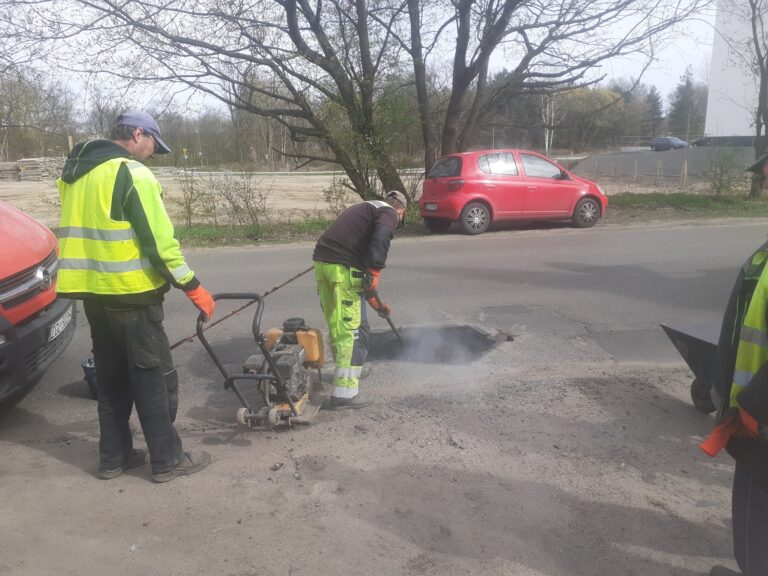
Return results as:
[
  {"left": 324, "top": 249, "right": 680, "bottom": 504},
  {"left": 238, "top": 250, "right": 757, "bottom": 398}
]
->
[
  {"left": 442, "top": 91, "right": 468, "bottom": 155},
  {"left": 751, "top": 132, "right": 766, "bottom": 198},
  {"left": 749, "top": 0, "right": 767, "bottom": 198},
  {"left": 373, "top": 152, "right": 405, "bottom": 196},
  {"left": 457, "top": 60, "right": 489, "bottom": 152},
  {"left": 407, "top": 0, "right": 437, "bottom": 173},
  {"left": 750, "top": 69, "right": 767, "bottom": 197}
]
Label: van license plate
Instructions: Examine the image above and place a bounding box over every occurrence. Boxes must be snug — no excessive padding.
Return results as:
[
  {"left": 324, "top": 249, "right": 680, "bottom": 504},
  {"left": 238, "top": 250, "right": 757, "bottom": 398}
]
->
[
  {"left": 425, "top": 203, "right": 438, "bottom": 211},
  {"left": 48, "top": 305, "right": 73, "bottom": 343}
]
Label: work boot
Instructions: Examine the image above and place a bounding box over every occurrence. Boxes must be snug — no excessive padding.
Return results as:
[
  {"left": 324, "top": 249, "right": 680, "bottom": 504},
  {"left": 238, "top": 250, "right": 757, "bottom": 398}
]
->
[
  {"left": 328, "top": 393, "right": 374, "bottom": 410},
  {"left": 151, "top": 451, "right": 211, "bottom": 483},
  {"left": 359, "top": 366, "right": 373, "bottom": 380},
  {"left": 97, "top": 448, "right": 146, "bottom": 480},
  {"left": 710, "top": 566, "right": 741, "bottom": 576}
]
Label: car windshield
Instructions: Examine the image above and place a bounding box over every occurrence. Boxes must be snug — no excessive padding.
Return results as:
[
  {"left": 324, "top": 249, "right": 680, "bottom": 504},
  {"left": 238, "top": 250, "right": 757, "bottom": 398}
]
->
[{"left": 427, "top": 157, "right": 462, "bottom": 179}]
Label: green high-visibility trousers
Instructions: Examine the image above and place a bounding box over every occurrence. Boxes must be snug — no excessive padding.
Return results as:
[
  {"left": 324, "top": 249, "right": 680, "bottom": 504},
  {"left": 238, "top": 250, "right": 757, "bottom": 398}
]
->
[{"left": 314, "top": 262, "right": 369, "bottom": 399}]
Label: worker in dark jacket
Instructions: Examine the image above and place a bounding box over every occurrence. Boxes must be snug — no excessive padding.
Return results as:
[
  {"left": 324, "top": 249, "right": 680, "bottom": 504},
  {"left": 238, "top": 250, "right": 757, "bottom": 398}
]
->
[
  {"left": 57, "top": 111, "right": 214, "bottom": 483},
  {"left": 705, "top": 150, "right": 768, "bottom": 576},
  {"left": 313, "top": 191, "right": 407, "bottom": 409}
]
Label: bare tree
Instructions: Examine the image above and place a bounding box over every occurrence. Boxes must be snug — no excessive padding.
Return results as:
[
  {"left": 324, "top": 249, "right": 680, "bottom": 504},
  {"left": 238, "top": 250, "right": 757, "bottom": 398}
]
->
[
  {"left": 393, "top": 0, "right": 710, "bottom": 169},
  {"left": 540, "top": 92, "right": 556, "bottom": 155},
  {"left": 0, "top": 67, "right": 76, "bottom": 160},
  {"left": 5, "top": 0, "right": 711, "bottom": 192}
]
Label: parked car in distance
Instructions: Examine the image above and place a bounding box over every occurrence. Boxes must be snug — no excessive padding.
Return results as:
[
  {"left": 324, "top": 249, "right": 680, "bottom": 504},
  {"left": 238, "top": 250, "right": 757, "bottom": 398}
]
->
[
  {"left": 649, "top": 136, "right": 690, "bottom": 151},
  {"left": 419, "top": 149, "right": 608, "bottom": 235},
  {"left": 0, "top": 201, "right": 76, "bottom": 403},
  {"left": 693, "top": 136, "right": 755, "bottom": 147}
]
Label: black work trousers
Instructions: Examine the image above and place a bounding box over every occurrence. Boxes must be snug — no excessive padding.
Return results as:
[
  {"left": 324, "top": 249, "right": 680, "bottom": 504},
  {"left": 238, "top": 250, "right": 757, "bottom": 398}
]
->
[
  {"left": 83, "top": 300, "right": 183, "bottom": 474},
  {"left": 730, "top": 439, "right": 768, "bottom": 575}
]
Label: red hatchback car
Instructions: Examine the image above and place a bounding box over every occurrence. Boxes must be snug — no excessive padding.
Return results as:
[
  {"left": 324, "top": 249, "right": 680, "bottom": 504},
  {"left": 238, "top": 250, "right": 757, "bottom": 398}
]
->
[{"left": 419, "top": 149, "right": 608, "bottom": 234}]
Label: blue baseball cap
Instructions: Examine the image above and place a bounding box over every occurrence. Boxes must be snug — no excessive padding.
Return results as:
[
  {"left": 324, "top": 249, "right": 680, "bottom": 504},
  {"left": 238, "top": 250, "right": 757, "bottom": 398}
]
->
[{"left": 116, "top": 110, "right": 172, "bottom": 154}]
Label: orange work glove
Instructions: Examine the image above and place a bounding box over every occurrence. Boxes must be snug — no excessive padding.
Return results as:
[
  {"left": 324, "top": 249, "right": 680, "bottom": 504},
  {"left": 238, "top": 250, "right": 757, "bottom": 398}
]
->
[
  {"left": 367, "top": 268, "right": 380, "bottom": 290},
  {"left": 364, "top": 268, "right": 381, "bottom": 299},
  {"left": 366, "top": 294, "right": 391, "bottom": 318},
  {"left": 185, "top": 285, "right": 215, "bottom": 321}
]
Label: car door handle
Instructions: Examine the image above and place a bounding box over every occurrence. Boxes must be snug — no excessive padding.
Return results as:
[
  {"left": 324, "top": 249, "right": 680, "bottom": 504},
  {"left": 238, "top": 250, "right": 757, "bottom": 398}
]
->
[
  {"left": 486, "top": 185, "right": 496, "bottom": 190},
  {"left": 527, "top": 185, "right": 537, "bottom": 191}
]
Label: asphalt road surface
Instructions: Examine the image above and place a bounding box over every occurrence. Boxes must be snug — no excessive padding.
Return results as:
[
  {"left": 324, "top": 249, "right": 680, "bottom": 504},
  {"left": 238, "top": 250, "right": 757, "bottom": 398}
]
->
[{"left": 2, "top": 219, "right": 767, "bottom": 576}]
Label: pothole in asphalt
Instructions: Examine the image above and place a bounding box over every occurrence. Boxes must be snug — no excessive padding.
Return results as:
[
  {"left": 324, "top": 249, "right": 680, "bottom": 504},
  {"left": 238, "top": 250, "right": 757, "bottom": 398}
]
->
[{"left": 367, "top": 325, "right": 508, "bottom": 364}]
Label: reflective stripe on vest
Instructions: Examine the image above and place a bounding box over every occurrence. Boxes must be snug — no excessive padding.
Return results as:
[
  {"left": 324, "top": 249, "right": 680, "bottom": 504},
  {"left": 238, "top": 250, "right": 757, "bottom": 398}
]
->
[
  {"left": 58, "top": 226, "right": 138, "bottom": 241},
  {"left": 731, "top": 249, "right": 768, "bottom": 408},
  {"left": 57, "top": 157, "right": 166, "bottom": 295},
  {"left": 366, "top": 200, "right": 395, "bottom": 213}
]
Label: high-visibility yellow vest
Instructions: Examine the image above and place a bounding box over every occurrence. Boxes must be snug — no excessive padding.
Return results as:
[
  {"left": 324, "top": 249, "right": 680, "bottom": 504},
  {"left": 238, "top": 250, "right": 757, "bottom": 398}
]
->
[
  {"left": 57, "top": 158, "right": 168, "bottom": 295},
  {"left": 731, "top": 248, "right": 768, "bottom": 408}
]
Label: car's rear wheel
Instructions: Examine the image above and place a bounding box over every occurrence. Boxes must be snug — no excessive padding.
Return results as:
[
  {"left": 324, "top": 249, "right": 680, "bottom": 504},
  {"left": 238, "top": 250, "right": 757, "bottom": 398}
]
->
[
  {"left": 572, "top": 197, "right": 600, "bottom": 228},
  {"left": 459, "top": 202, "right": 490, "bottom": 235},
  {"left": 423, "top": 217, "right": 452, "bottom": 234}
]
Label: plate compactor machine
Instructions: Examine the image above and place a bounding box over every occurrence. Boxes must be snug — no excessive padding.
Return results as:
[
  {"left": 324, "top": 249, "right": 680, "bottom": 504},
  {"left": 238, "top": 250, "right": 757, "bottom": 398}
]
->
[{"left": 196, "top": 293, "right": 327, "bottom": 429}]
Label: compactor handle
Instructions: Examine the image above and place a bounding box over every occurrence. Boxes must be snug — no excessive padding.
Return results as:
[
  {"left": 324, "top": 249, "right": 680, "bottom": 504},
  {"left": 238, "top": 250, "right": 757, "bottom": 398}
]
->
[{"left": 195, "top": 293, "right": 266, "bottom": 366}]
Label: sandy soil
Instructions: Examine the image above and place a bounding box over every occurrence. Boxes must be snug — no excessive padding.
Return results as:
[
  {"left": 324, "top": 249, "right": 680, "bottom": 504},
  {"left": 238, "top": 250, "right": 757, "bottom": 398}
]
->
[{"left": 0, "top": 172, "right": 339, "bottom": 228}]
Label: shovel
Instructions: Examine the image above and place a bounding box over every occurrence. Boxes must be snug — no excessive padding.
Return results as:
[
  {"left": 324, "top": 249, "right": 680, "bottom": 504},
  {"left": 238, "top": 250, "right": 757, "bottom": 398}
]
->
[{"left": 372, "top": 292, "right": 403, "bottom": 343}]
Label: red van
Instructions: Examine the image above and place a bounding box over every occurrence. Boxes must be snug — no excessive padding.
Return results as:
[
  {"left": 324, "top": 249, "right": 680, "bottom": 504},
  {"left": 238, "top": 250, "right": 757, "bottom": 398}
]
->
[
  {"left": 0, "top": 201, "right": 76, "bottom": 402},
  {"left": 419, "top": 149, "right": 608, "bottom": 235}
]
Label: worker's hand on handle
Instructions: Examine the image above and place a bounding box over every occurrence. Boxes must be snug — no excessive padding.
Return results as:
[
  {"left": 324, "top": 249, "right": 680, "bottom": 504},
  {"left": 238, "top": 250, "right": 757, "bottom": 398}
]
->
[
  {"left": 185, "top": 285, "right": 216, "bottom": 321},
  {"left": 366, "top": 293, "right": 391, "bottom": 319},
  {"left": 365, "top": 268, "right": 381, "bottom": 292}
]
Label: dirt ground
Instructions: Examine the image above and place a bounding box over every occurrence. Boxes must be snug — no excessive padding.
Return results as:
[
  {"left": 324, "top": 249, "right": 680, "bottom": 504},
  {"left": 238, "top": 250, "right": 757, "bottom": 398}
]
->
[
  {"left": 0, "top": 171, "right": 337, "bottom": 228},
  {"left": 0, "top": 340, "right": 733, "bottom": 576}
]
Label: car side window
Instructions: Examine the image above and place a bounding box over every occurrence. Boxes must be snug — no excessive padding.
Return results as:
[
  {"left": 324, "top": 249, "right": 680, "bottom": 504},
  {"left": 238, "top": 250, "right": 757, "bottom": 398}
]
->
[
  {"left": 478, "top": 153, "right": 518, "bottom": 175},
  {"left": 427, "top": 157, "right": 462, "bottom": 178},
  {"left": 520, "top": 154, "right": 561, "bottom": 179}
]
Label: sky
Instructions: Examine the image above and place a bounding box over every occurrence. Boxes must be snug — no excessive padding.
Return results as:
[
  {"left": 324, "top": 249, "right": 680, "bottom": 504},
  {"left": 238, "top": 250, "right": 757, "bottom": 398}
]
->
[{"left": 603, "top": 12, "right": 716, "bottom": 104}]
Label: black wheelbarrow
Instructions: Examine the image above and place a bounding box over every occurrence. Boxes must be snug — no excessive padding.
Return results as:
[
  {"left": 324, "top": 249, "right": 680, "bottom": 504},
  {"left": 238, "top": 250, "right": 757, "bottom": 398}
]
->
[{"left": 660, "top": 323, "right": 718, "bottom": 413}]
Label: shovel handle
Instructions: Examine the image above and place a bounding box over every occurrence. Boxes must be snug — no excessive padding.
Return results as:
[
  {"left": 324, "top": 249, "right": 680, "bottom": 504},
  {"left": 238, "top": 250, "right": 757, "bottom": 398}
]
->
[{"left": 372, "top": 292, "right": 403, "bottom": 342}]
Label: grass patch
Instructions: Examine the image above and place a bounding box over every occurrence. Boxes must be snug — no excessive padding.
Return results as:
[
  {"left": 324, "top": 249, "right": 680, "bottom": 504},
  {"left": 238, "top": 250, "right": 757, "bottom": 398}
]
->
[
  {"left": 608, "top": 193, "right": 768, "bottom": 217},
  {"left": 176, "top": 218, "right": 335, "bottom": 247},
  {"left": 173, "top": 193, "right": 768, "bottom": 247}
]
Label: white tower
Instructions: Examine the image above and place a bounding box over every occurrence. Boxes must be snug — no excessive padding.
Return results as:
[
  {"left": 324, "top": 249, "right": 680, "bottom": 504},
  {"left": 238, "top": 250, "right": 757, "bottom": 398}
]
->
[{"left": 704, "top": 0, "right": 760, "bottom": 137}]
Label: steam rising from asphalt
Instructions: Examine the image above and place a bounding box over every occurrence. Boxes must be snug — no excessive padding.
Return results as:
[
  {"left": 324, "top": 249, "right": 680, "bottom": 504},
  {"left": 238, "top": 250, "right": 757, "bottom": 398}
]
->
[{"left": 367, "top": 326, "right": 495, "bottom": 365}]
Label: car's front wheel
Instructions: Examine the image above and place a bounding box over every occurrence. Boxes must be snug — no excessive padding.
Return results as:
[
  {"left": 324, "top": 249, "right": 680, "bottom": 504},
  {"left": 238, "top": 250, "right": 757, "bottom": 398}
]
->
[
  {"left": 459, "top": 202, "right": 490, "bottom": 235},
  {"left": 423, "top": 217, "right": 452, "bottom": 234},
  {"left": 572, "top": 197, "right": 600, "bottom": 228}
]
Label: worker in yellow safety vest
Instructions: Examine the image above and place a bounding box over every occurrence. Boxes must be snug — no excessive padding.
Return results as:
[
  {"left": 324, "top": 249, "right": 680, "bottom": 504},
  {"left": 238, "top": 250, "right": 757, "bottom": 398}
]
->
[
  {"left": 57, "top": 111, "right": 214, "bottom": 483},
  {"left": 703, "top": 150, "right": 768, "bottom": 576}
]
